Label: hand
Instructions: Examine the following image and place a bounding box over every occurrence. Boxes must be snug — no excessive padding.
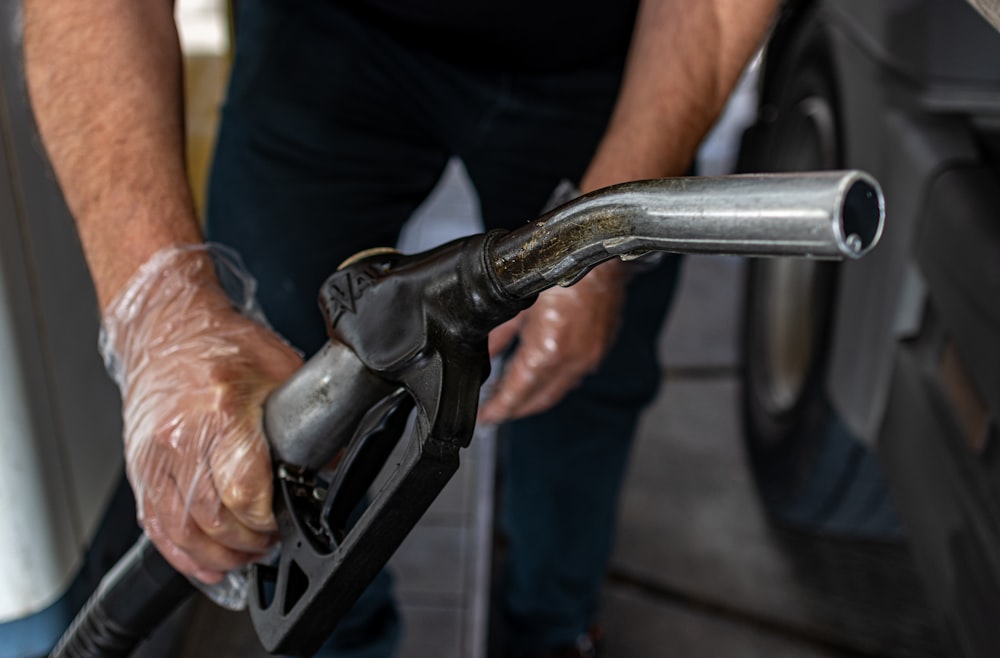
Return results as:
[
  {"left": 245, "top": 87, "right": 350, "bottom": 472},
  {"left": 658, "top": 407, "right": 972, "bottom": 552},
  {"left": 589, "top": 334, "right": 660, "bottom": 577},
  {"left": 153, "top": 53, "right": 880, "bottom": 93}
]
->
[
  {"left": 479, "top": 261, "right": 627, "bottom": 424},
  {"left": 102, "top": 247, "right": 303, "bottom": 584}
]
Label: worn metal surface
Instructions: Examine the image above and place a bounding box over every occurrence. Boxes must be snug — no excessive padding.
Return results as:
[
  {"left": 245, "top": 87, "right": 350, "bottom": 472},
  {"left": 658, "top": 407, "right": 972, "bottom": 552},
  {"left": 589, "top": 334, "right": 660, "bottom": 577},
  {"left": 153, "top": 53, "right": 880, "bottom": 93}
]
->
[
  {"left": 487, "top": 172, "right": 883, "bottom": 299},
  {"left": 265, "top": 341, "right": 395, "bottom": 468}
]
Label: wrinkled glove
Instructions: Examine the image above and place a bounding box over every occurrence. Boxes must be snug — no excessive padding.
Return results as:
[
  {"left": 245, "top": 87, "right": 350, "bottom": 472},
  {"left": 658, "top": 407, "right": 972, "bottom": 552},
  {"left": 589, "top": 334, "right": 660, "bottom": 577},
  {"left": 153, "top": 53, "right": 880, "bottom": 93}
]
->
[
  {"left": 100, "top": 244, "right": 302, "bottom": 605},
  {"left": 479, "top": 259, "right": 627, "bottom": 424}
]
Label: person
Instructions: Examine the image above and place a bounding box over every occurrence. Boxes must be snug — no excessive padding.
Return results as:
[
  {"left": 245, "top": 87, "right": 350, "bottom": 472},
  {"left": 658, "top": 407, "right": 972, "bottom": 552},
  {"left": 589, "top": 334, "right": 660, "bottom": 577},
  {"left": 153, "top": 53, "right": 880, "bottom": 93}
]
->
[{"left": 23, "top": 0, "right": 780, "bottom": 656}]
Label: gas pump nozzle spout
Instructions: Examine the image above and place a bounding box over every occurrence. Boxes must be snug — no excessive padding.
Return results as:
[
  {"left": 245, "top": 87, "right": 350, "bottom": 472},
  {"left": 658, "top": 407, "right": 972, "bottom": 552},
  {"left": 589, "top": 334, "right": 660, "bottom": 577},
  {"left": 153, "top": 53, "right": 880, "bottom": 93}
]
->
[{"left": 488, "top": 171, "right": 883, "bottom": 298}]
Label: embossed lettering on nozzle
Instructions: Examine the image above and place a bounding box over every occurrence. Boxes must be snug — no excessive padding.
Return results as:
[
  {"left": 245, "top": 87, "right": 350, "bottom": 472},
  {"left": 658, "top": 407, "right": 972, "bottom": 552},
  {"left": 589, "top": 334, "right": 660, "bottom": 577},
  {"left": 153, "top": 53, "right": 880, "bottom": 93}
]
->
[{"left": 836, "top": 172, "right": 884, "bottom": 258}]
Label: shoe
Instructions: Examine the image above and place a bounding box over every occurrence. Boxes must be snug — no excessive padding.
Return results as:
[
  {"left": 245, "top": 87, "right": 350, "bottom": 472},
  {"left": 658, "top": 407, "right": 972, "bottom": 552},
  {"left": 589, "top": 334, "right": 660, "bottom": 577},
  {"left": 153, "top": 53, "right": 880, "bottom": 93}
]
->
[{"left": 508, "top": 625, "right": 605, "bottom": 658}]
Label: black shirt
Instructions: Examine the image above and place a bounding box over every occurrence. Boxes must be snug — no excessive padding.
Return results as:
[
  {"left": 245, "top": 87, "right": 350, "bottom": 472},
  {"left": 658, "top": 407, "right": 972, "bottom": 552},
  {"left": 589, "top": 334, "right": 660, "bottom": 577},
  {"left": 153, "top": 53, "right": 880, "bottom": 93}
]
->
[{"left": 343, "top": 0, "right": 640, "bottom": 71}]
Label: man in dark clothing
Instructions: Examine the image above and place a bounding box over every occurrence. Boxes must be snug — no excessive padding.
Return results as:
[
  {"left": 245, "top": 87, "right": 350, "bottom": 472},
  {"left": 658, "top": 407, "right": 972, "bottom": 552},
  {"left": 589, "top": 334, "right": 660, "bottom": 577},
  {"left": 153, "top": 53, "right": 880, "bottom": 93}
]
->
[{"left": 23, "top": 0, "right": 780, "bottom": 655}]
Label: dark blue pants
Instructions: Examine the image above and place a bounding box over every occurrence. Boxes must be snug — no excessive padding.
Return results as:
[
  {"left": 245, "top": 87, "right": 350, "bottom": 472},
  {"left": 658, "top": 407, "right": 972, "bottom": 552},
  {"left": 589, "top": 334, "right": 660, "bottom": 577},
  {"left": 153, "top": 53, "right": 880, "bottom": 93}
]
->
[{"left": 206, "top": 0, "right": 680, "bottom": 653}]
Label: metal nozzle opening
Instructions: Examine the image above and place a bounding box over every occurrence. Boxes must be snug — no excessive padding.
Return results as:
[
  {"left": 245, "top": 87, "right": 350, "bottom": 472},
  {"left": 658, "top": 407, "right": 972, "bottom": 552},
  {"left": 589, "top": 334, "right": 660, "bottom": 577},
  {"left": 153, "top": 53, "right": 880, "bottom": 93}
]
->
[{"left": 840, "top": 178, "right": 883, "bottom": 257}]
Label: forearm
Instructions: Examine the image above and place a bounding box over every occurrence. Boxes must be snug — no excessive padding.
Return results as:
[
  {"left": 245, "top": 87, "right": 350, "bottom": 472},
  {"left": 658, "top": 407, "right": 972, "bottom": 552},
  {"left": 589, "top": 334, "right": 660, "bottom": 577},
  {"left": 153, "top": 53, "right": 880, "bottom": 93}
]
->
[
  {"left": 580, "top": 0, "right": 780, "bottom": 192},
  {"left": 24, "top": 0, "right": 204, "bottom": 309}
]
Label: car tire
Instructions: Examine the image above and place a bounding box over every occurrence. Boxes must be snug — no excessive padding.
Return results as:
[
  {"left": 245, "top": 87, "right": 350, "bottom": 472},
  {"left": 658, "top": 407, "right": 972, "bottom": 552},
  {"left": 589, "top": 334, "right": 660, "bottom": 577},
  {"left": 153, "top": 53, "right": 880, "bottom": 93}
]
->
[{"left": 738, "top": 9, "right": 901, "bottom": 539}]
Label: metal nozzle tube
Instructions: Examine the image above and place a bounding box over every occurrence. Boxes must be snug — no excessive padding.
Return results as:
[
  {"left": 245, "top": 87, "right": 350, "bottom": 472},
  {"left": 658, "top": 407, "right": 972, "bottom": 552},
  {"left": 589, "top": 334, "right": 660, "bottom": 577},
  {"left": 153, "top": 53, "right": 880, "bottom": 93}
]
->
[
  {"left": 265, "top": 170, "right": 884, "bottom": 470},
  {"left": 487, "top": 171, "right": 885, "bottom": 300}
]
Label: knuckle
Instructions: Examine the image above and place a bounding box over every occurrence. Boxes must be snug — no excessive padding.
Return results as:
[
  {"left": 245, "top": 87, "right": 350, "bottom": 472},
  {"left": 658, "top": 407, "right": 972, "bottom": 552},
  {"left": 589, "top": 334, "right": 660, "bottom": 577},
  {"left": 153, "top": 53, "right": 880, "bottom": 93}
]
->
[
  {"left": 219, "top": 480, "right": 252, "bottom": 510},
  {"left": 220, "top": 478, "right": 267, "bottom": 516}
]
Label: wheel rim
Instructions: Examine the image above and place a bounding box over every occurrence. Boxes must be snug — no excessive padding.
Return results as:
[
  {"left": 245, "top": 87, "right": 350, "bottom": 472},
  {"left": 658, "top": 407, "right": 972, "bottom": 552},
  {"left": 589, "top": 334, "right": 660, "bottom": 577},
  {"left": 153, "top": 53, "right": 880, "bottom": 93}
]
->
[{"left": 751, "top": 92, "right": 838, "bottom": 419}]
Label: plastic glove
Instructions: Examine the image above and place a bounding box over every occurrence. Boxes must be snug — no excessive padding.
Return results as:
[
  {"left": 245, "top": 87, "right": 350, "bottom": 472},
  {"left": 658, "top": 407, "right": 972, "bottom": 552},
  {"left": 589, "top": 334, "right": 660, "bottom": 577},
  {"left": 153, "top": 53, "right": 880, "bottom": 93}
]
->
[
  {"left": 100, "top": 244, "right": 302, "bottom": 596},
  {"left": 478, "top": 259, "right": 627, "bottom": 424}
]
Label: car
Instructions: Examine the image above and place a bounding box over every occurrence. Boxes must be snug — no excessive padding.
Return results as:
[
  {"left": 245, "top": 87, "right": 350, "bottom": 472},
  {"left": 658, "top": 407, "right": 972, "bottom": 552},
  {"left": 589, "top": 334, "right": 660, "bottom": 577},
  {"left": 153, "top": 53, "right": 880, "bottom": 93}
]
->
[{"left": 738, "top": 0, "right": 1000, "bottom": 655}]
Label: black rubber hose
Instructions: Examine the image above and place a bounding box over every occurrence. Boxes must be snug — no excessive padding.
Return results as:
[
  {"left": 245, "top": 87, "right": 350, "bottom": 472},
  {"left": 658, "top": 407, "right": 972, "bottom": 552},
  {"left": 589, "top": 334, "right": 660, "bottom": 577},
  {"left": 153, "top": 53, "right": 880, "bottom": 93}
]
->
[{"left": 49, "top": 535, "right": 194, "bottom": 658}]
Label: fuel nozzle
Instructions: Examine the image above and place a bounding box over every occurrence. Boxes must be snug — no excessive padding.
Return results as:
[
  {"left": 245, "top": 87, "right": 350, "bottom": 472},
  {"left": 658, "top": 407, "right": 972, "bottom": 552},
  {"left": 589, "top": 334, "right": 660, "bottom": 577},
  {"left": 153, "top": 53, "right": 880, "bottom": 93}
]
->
[{"left": 251, "top": 170, "right": 885, "bottom": 656}]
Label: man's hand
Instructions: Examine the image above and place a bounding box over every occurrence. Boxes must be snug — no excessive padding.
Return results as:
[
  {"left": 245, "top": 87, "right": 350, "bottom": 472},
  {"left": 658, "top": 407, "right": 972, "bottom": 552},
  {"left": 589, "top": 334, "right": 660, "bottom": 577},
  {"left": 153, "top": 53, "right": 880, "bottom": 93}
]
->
[
  {"left": 479, "top": 261, "right": 627, "bottom": 424},
  {"left": 103, "top": 247, "right": 303, "bottom": 584}
]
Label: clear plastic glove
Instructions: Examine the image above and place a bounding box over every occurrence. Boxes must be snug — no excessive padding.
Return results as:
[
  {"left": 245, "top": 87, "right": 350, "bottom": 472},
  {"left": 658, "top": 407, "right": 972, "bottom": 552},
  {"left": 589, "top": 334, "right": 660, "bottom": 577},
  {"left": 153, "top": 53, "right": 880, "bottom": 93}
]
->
[
  {"left": 100, "top": 244, "right": 302, "bottom": 602},
  {"left": 479, "top": 259, "right": 627, "bottom": 424}
]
